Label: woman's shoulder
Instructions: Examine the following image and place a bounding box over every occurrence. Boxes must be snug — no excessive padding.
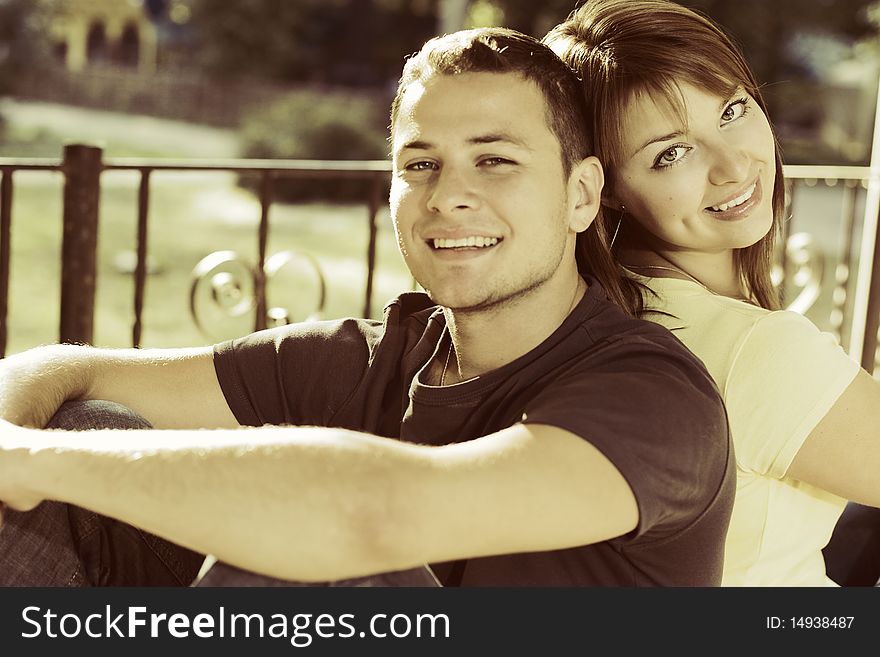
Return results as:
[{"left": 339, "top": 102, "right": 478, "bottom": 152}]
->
[
  {"left": 727, "top": 309, "right": 856, "bottom": 394},
  {"left": 640, "top": 279, "right": 769, "bottom": 333},
  {"left": 659, "top": 292, "right": 836, "bottom": 354},
  {"left": 744, "top": 308, "right": 834, "bottom": 345}
]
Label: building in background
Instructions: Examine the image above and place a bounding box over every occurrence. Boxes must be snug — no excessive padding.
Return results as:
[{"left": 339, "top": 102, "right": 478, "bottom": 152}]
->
[{"left": 44, "top": 0, "right": 158, "bottom": 73}]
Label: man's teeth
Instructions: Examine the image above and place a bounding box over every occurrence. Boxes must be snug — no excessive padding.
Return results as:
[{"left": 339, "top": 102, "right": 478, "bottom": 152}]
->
[
  {"left": 710, "top": 183, "right": 756, "bottom": 212},
  {"left": 433, "top": 237, "right": 499, "bottom": 249}
]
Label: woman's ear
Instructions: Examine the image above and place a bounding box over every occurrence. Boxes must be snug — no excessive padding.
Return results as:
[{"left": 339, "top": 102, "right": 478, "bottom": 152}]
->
[{"left": 569, "top": 156, "right": 604, "bottom": 233}]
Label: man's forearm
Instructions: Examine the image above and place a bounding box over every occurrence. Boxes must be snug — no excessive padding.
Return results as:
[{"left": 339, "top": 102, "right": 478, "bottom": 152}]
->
[
  {"left": 1, "top": 418, "right": 641, "bottom": 583},
  {"left": 0, "top": 344, "right": 92, "bottom": 428},
  {"left": 0, "top": 344, "right": 238, "bottom": 430},
  {"left": 3, "top": 423, "right": 433, "bottom": 582}
]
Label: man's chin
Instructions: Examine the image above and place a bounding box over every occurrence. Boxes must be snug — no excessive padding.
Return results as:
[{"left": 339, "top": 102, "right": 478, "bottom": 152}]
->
[
  {"left": 429, "top": 290, "right": 529, "bottom": 316},
  {"left": 426, "top": 290, "right": 496, "bottom": 313},
  {"left": 425, "top": 275, "right": 553, "bottom": 314}
]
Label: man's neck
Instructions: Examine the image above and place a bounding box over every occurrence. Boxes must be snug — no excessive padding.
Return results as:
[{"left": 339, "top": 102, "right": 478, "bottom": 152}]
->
[{"left": 440, "top": 273, "right": 586, "bottom": 384}]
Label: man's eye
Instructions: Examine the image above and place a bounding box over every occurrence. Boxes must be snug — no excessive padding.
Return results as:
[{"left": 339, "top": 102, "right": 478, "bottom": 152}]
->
[
  {"left": 480, "top": 157, "right": 514, "bottom": 167},
  {"left": 406, "top": 161, "right": 437, "bottom": 172}
]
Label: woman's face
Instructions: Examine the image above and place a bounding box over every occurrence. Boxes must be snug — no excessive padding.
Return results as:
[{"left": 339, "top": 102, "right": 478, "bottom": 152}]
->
[{"left": 611, "top": 81, "right": 776, "bottom": 256}]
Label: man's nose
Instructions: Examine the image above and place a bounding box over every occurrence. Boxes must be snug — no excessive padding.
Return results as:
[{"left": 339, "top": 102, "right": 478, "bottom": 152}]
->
[{"left": 426, "top": 167, "right": 479, "bottom": 215}]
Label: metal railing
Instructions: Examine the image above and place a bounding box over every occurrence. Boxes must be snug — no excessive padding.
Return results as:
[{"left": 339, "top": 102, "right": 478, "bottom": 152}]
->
[
  {"left": 783, "top": 165, "right": 878, "bottom": 372},
  {"left": 0, "top": 144, "right": 392, "bottom": 356},
  {"left": 2, "top": 146, "right": 880, "bottom": 375}
]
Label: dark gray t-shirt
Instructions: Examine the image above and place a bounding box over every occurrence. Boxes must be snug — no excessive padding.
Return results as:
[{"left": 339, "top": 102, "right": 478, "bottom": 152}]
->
[{"left": 213, "top": 280, "right": 734, "bottom": 586}]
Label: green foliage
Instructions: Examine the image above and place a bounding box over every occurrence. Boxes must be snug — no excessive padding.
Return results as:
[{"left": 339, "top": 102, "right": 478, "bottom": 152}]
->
[
  {"left": 682, "top": 0, "right": 876, "bottom": 42},
  {"left": 238, "top": 90, "right": 390, "bottom": 202},
  {"left": 487, "top": 0, "right": 581, "bottom": 35},
  {"left": 0, "top": 0, "right": 51, "bottom": 95},
  {"left": 188, "top": 0, "right": 437, "bottom": 87},
  {"left": 677, "top": 0, "right": 876, "bottom": 86}
]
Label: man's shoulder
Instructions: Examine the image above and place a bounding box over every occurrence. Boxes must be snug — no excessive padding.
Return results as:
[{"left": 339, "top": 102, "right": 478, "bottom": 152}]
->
[
  {"left": 581, "top": 291, "right": 710, "bottom": 366},
  {"left": 566, "top": 293, "right": 725, "bottom": 418},
  {"left": 231, "top": 292, "right": 439, "bottom": 349}
]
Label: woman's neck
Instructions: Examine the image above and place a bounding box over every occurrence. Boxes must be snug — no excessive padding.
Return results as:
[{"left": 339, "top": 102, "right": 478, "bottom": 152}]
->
[{"left": 619, "top": 244, "right": 747, "bottom": 300}]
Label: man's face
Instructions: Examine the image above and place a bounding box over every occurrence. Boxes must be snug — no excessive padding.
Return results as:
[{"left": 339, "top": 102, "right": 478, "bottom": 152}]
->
[{"left": 390, "top": 71, "right": 582, "bottom": 312}]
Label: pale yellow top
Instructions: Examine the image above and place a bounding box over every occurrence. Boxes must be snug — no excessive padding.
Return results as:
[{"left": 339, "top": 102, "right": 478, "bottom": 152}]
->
[{"left": 629, "top": 273, "right": 860, "bottom": 586}]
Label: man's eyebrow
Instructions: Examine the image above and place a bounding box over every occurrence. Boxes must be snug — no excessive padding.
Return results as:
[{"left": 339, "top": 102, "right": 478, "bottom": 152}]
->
[
  {"left": 467, "top": 133, "right": 530, "bottom": 148},
  {"left": 398, "top": 133, "right": 531, "bottom": 152},
  {"left": 399, "top": 139, "right": 432, "bottom": 152}
]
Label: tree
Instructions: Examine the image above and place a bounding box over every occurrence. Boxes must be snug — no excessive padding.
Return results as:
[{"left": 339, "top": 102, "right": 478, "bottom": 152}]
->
[
  {"left": 680, "top": 0, "right": 876, "bottom": 86},
  {"left": 480, "top": 0, "right": 577, "bottom": 36},
  {"left": 0, "top": 0, "right": 52, "bottom": 96},
  {"left": 188, "top": 0, "right": 439, "bottom": 88}
]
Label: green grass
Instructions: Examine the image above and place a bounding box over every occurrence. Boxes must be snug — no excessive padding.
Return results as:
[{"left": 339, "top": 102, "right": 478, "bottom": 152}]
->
[{"left": 2, "top": 108, "right": 413, "bottom": 355}]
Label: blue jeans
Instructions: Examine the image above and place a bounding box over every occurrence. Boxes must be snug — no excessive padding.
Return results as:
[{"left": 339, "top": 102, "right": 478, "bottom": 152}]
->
[{"left": 0, "top": 400, "right": 439, "bottom": 587}]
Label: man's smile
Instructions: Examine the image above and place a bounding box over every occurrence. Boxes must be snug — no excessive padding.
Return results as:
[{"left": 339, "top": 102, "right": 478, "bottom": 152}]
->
[{"left": 430, "top": 236, "right": 502, "bottom": 249}]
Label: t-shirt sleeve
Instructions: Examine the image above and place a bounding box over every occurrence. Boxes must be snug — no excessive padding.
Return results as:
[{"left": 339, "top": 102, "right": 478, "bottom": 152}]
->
[
  {"left": 521, "top": 334, "right": 730, "bottom": 541},
  {"left": 724, "top": 310, "right": 860, "bottom": 478},
  {"left": 213, "top": 318, "right": 380, "bottom": 427}
]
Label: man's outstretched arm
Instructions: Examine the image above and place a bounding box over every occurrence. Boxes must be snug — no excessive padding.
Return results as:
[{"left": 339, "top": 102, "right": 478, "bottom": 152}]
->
[
  {"left": 0, "top": 344, "right": 238, "bottom": 430},
  {"left": 0, "top": 420, "right": 638, "bottom": 582}
]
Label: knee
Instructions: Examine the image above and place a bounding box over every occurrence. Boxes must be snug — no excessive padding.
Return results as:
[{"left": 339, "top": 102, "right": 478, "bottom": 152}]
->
[{"left": 47, "top": 400, "right": 152, "bottom": 431}]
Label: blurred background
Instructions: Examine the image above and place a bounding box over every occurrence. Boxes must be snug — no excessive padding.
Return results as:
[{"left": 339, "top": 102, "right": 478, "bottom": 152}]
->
[{"left": 1, "top": 0, "right": 879, "bottom": 365}]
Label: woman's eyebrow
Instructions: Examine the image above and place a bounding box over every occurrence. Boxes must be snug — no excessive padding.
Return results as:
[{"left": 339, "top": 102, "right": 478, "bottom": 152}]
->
[
  {"left": 719, "top": 87, "right": 747, "bottom": 110},
  {"left": 631, "top": 130, "right": 684, "bottom": 158}
]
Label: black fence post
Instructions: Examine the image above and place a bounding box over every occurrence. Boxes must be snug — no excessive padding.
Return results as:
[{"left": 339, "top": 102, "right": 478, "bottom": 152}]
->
[
  {"left": 860, "top": 207, "right": 880, "bottom": 376},
  {"left": 0, "top": 170, "right": 12, "bottom": 358},
  {"left": 60, "top": 143, "right": 102, "bottom": 346},
  {"left": 254, "top": 171, "right": 272, "bottom": 333},
  {"left": 363, "top": 175, "right": 382, "bottom": 319}
]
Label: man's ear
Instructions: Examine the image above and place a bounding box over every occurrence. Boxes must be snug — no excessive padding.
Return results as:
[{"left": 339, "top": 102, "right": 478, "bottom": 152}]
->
[{"left": 568, "top": 156, "right": 604, "bottom": 233}]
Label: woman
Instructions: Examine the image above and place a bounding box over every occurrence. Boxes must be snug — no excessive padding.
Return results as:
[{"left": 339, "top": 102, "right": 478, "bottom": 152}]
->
[{"left": 544, "top": 0, "right": 880, "bottom": 586}]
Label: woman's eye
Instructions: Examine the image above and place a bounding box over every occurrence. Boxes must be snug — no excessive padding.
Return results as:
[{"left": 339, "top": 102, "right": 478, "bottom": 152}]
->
[
  {"left": 652, "top": 145, "right": 689, "bottom": 169},
  {"left": 721, "top": 98, "right": 749, "bottom": 123}
]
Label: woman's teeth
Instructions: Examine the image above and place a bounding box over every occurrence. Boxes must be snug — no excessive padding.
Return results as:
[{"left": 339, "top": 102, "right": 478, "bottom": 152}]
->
[{"left": 709, "top": 182, "right": 756, "bottom": 212}]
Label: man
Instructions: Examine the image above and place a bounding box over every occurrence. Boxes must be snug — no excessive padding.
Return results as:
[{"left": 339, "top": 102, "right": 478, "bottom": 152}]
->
[{"left": 0, "top": 28, "right": 733, "bottom": 586}]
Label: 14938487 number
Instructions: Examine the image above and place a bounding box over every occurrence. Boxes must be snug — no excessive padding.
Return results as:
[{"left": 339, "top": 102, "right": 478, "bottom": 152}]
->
[{"left": 790, "top": 617, "right": 854, "bottom": 629}]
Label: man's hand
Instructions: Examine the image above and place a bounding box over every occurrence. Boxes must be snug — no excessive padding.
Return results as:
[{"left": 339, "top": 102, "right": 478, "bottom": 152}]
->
[{"left": 0, "top": 419, "right": 44, "bottom": 523}]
